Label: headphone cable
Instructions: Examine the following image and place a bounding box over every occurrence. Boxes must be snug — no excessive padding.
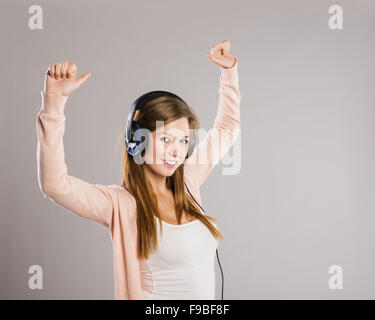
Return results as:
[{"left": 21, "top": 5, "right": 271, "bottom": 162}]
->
[{"left": 185, "top": 182, "right": 224, "bottom": 300}]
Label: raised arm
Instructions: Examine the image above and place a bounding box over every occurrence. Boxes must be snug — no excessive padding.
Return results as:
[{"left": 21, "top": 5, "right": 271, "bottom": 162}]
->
[
  {"left": 36, "top": 61, "right": 116, "bottom": 229},
  {"left": 184, "top": 41, "right": 241, "bottom": 188}
]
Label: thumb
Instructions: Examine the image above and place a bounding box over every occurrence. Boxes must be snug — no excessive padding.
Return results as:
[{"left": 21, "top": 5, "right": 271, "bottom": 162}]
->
[
  {"left": 206, "top": 53, "right": 214, "bottom": 61},
  {"left": 206, "top": 53, "right": 218, "bottom": 63},
  {"left": 75, "top": 72, "right": 92, "bottom": 87}
]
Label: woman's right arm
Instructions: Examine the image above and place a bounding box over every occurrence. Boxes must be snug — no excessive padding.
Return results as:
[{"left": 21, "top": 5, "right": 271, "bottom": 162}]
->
[{"left": 36, "top": 61, "right": 116, "bottom": 229}]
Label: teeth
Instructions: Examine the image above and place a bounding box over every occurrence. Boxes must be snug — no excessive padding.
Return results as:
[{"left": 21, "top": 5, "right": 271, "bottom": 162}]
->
[{"left": 164, "top": 160, "right": 177, "bottom": 165}]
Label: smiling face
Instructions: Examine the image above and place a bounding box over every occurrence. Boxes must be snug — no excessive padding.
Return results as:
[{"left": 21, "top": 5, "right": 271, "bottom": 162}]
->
[{"left": 143, "top": 117, "right": 191, "bottom": 177}]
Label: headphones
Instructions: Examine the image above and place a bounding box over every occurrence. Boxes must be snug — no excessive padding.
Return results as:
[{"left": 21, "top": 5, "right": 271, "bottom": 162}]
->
[
  {"left": 124, "top": 90, "right": 197, "bottom": 159},
  {"left": 125, "top": 90, "right": 225, "bottom": 300}
]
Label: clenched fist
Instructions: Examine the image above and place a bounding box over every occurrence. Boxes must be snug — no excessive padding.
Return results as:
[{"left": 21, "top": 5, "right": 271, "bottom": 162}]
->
[
  {"left": 206, "top": 40, "right": 237, "bottom": 69},
  {"left": 44, "top": 61, "right": 91, "bottom": 97}
]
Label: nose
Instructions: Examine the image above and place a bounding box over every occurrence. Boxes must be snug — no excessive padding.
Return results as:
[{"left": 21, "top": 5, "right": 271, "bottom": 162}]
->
[
  {"left": 168, "top": 144, "right": 178, "bottom": 157},
  {"left": 167, "top": 140, "right": 179, "bottom": 159}
]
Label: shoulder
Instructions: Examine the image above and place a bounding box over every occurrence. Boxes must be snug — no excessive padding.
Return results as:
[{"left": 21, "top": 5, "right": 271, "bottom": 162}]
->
[
  {"left": 184, "top": 176, "right": 203, "bottom": 207},
  {"left": 110, "top": 184, "right": 137, "bottom": 209}
]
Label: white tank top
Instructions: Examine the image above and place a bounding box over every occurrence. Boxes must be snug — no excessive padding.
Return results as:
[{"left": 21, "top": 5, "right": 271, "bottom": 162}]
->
[{"left": 140, "top": 215, "right": 219, "bottom": 300}]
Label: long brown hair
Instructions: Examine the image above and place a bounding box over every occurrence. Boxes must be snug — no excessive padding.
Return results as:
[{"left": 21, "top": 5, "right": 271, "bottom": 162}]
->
[{"left": 117, "top": 95, "right": 223, "bottom": 260}]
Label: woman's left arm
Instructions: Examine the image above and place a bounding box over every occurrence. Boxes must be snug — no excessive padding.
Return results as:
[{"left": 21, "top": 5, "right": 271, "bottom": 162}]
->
[{"left": 184, "top": 40, "right": 241, "bottom": 188}]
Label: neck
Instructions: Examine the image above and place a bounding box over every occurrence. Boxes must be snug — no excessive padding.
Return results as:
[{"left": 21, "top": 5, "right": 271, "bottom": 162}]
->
[{"left": 144, "top": 165, "right": 169, "bottom": 196}]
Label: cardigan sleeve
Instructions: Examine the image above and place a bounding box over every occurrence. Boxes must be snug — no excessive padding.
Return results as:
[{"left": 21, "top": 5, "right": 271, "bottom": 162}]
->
[
  {"left": 184, "top": 60, "right": 241, "bottom": 189},
  {"left": 36, "top": 91, "right": 116, "bottom": 229}
]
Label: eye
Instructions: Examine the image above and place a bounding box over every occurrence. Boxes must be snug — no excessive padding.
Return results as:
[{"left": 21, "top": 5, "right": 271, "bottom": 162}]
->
[
  {"left": 160, "top": 136, "right": 189, "bottom": 144},
  {"left": 160, "top": 136, "right": 171, "bottom": 143}
]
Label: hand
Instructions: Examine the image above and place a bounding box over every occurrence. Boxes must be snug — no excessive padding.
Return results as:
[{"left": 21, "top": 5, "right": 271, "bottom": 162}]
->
[
  {"left": 44, "top": 61, "right": 91, "bottom": 97},
  {"left": 206, "top": 40, "right": 237, "bottom": 69}
]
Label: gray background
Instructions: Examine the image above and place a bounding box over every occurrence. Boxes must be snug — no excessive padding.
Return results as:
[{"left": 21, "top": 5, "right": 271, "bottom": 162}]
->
[{"left": 1, "top": 0, "right": 374, "bottom": 299}]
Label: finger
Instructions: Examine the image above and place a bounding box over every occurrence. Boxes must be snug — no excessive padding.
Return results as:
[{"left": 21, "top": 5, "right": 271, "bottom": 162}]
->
[
  {"left": 211, "top": 40, "right": 231, "bottom": 57},
  {"left": 206, "top": 52, "right": 220, "bottom": 64},
  {"left": 47, "top": 64, "right": 53, "bottom": 77},
  {"left": 211, "top": 44, "right": 223, "bottom": 57},
  {"left": 67, "top": 62, "right": 77, "bottom": 79},
  {"left": 206, "top": 53, "right": 214, "bottom": 62},
  {"left": 210, "top": 45, "right": 219, "bottom": 57},
  {"left": 61, "top": 61, "right": 69, "bottom": 79},
  {"left": 206, "top": 51, "right": 221, "bottom": 61},
  {"left": 55, "top": 62, "right": 62, "bottom": 80},
  {"left": 222, "top": 40, "right": 231, "bottom": 54},
  {"left": 51, "top": 64, "right": 56, "bottom": 78},
  {"left": 75, "top": 72, "right": 91, "bottom": 87}
]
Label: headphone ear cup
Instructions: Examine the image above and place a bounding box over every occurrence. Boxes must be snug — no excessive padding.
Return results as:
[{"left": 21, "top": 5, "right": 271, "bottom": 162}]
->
[
  {"left": 128, "top": 121, "right": 145, "bottom": 156},
  {"left": 186, "top": 135, "right": 196, "bottom": 159},
  {"left": 140, "top": 129, "right": 149, "bottom": 157},
  {"left": 131, "top": 122, "right": 139, "bottom": 140}
]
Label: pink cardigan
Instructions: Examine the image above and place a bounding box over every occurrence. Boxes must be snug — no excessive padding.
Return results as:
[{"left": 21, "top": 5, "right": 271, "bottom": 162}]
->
[{"left": 36, "top": 61, "right": 241, "bottom": 300}]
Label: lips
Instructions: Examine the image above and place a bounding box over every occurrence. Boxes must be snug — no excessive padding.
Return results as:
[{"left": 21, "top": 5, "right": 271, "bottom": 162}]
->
[{"left": 163, "top": 159, "right": 177, "bottom": 168}]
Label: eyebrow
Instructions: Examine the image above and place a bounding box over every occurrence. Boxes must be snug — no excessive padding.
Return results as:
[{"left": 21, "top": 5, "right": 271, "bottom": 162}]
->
[{"left": 158, "top": 132, "right": 190, "bottom": 138}]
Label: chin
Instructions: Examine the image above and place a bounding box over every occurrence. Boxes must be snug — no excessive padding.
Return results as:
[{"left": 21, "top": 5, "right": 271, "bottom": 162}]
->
[
  {"left": 161, "top": 168, "right": 178, "bottom": 177},
  {"left": 160, "top": 164, "right": 180, "bottom": 176}
]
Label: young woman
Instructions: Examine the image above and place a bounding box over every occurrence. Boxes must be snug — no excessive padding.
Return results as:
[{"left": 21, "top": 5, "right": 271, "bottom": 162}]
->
[{"left": 36, "top": 40, "right": 241, "bottom": 300}]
